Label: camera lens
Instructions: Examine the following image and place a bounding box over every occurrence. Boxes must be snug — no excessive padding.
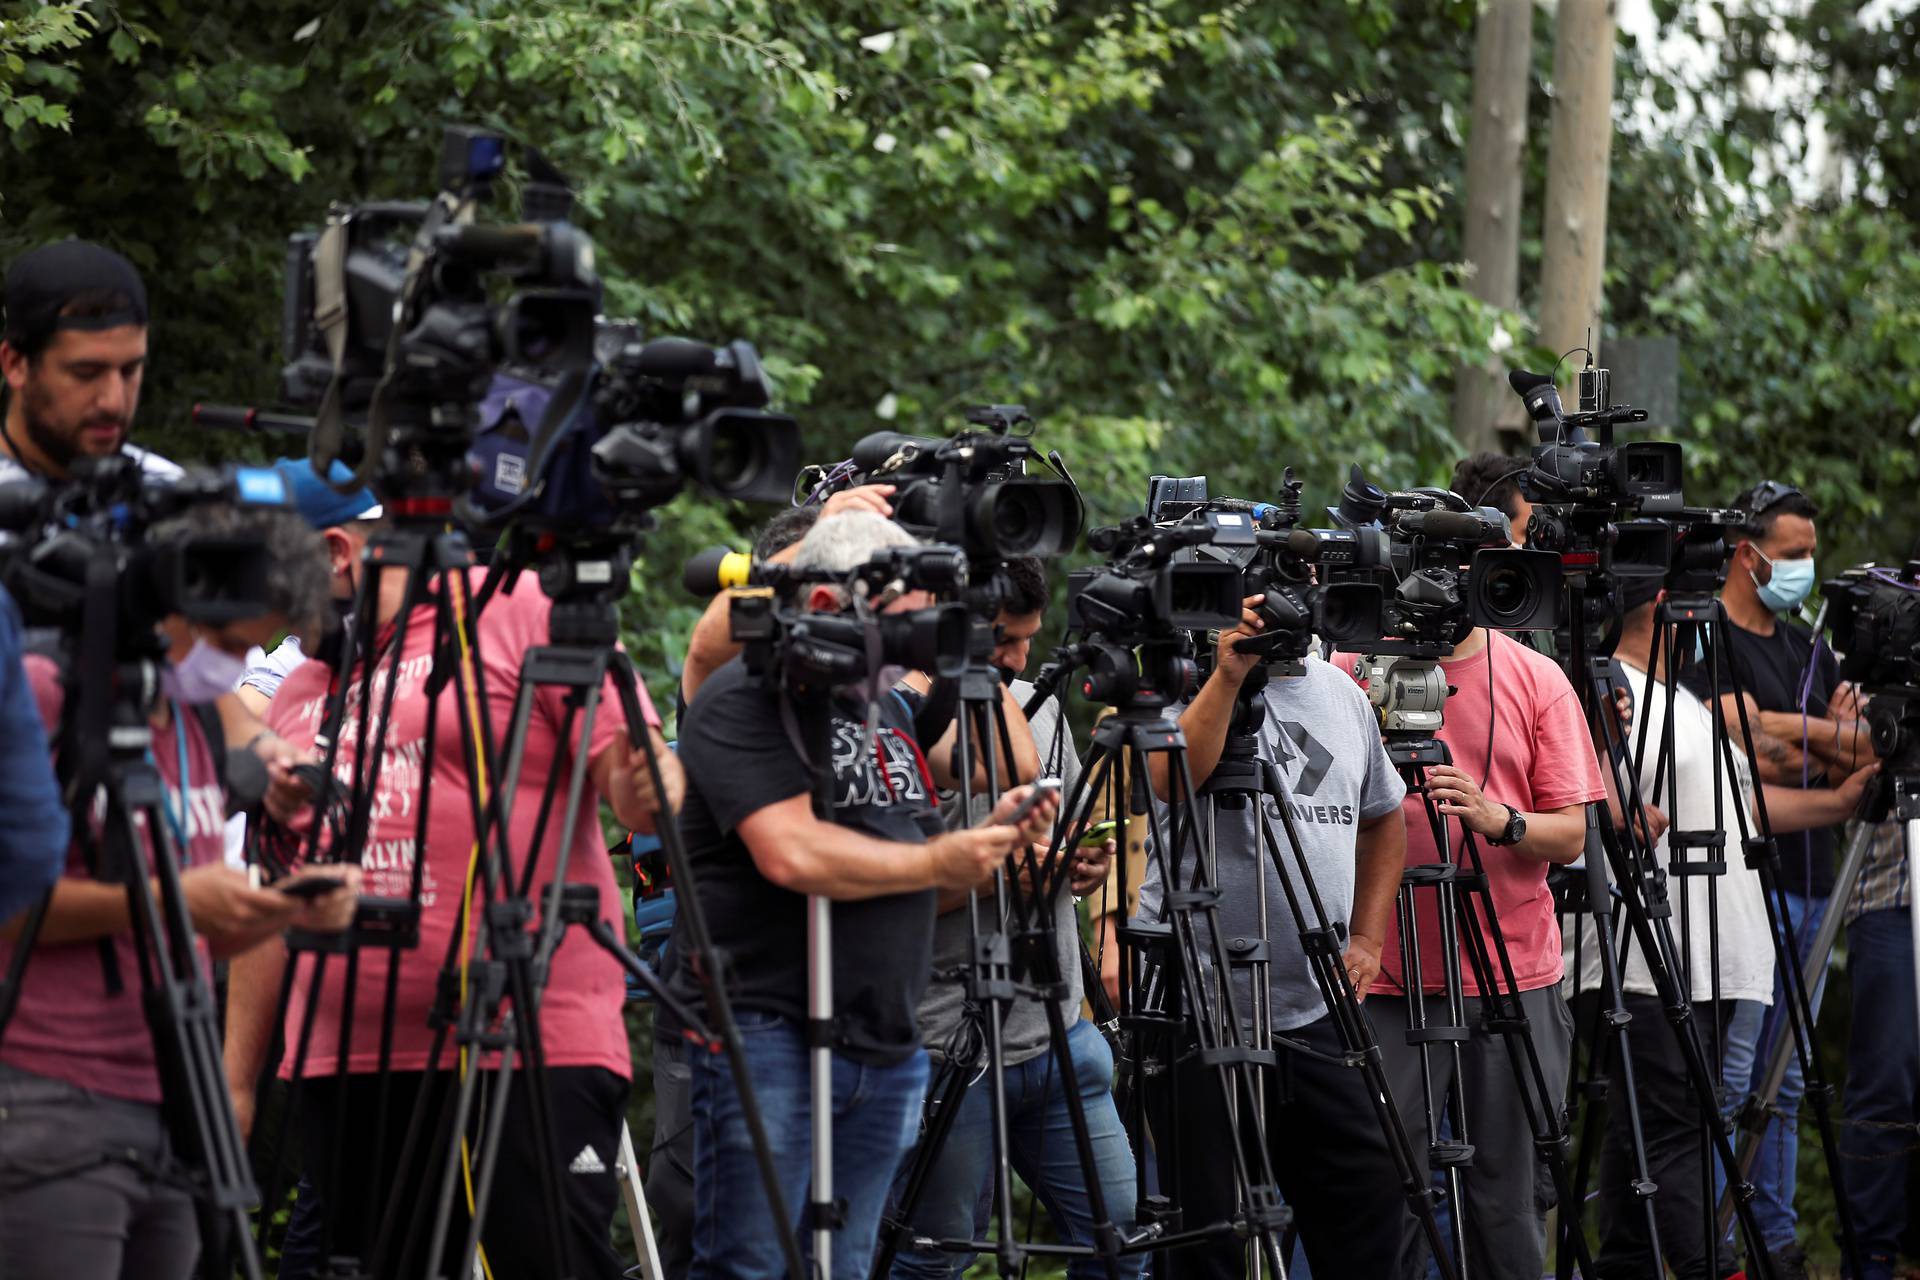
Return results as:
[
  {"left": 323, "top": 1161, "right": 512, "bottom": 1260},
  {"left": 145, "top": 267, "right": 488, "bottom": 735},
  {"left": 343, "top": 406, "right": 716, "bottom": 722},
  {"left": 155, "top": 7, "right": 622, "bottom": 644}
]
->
[
  {"left": 1480, "top": 562, "right": 1535, "bottom": 625},
  {"left": 706, "top": 420, "right": 757, "bottom": 490},
  {"left": 992, "top": 486, "right": 1041, "bottom": 551}
]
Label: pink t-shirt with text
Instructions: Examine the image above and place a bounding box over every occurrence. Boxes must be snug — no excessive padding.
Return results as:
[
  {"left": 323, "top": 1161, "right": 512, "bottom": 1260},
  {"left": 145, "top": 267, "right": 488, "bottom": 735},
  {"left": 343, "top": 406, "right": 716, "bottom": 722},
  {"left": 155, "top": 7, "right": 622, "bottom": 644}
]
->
[
  {"left": 267, "top": 572, "right": 655, "bottom": 1081},
  {"left": 0, "top": 657, "right": 225, "bottom": 1102},
  {"left": 1332, "top": 630, "right": 1605, "bottom": 996}
]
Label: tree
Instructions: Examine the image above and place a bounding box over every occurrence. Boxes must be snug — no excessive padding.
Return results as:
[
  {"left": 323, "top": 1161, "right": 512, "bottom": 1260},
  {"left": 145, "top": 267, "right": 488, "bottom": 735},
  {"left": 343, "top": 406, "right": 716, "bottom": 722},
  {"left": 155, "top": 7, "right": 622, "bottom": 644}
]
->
[
  {"left": 1539, "top": 0, "right": 1620, "bottom": 383},
  {"left": 1453, "top": 0, "right": 1535, "bottom": 453}
]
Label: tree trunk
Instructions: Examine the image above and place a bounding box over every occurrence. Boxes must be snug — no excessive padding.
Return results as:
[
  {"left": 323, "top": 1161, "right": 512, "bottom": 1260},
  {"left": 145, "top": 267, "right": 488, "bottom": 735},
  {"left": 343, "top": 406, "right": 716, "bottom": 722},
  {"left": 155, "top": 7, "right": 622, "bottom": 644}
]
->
[
  {"left": 1539, "top": 0, "right": 1620, "bottom": 407},
  {"left": 1453, "top": 0, "right": 1535, "bottom": 455}
]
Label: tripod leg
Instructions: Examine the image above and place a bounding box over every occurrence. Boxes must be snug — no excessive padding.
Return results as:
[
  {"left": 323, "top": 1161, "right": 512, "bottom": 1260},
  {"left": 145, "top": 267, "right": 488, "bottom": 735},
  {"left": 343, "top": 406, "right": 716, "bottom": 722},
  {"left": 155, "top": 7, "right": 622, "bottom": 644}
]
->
[{"left": 620, "top": 1118, "right": 667, "bottom": 1280}]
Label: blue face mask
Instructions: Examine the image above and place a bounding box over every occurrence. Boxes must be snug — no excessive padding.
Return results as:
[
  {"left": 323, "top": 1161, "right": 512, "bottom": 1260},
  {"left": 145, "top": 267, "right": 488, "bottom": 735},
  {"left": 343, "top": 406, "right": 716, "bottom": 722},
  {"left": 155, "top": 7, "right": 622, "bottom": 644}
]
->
[{"left": 1752, "top": 549, "right": 1817, "bottom": 613}]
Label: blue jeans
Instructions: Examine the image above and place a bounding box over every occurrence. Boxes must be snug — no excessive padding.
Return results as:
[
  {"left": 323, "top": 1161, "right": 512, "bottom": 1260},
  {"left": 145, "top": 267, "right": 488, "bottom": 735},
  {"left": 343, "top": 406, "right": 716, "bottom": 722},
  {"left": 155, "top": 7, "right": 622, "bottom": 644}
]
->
[
  {"left": 889, "top": 1018, "right": 1143, "bottom": 1280},
  {"left": 1842, "top": 908, "right": 1917, "bottom": 1280},
  {"left": 1719, "top": 891, "right": 1828, "bottom": 1252},
  {"left": 690, "top": 1011, "right": 931, "bottom": 1280}
]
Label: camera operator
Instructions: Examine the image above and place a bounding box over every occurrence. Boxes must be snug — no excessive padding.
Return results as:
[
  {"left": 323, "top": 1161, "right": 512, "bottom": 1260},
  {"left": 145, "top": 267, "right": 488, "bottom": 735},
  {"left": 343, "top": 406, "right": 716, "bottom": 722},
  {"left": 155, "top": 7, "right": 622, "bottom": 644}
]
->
[
  {"left": 0, "top": 245, "right": 320, "bottom": 830},
  {"left": 1331, "top": 618, "right": 1605, "bottom": 1280},
  {"left": 888, "top": 555, "right": 1140, "bottom": 1280},
  {"left": 0, "top": 502, "right": 359, "bottom": 1280},
  {"left": 664, "top": 511, "right": 1055, "bottom": 1280},
  {"left": 679, "top": 483, "right": 899, "bottom": 706},
  {"left": 1583, "top": 578, "right": 1875, "bottom": 1280},
  {"left": 645, "top": 484, "right": 899, "bottom": 1279},
  {"left": 223, "top": 524, "right": 682, "bottom": 1280},
  {"left": 0, "top": 582, "right": 68, "bottom": 923},
  {"left": 0, "top": 241, "right": 180, "bottom": 484},
  {"left": 1453, "top": 452, "right": 1534, "bottom": 546},
  {"left": 1138, "top": 595, "right": 1411, "bottom": 1278},
  {"left": 230, "top": 457, "right": 382, "bottom": 717},
  {"left": 1691, "top": 480, "right": 1871, "bottom": 1271}
]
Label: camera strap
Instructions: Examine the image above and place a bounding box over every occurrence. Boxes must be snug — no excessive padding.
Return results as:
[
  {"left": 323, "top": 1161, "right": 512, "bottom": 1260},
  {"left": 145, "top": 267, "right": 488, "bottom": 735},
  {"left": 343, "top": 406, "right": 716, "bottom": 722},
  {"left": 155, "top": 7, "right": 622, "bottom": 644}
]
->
[{"left": 307, "top": 214, "right": 357, "bottom": 492}]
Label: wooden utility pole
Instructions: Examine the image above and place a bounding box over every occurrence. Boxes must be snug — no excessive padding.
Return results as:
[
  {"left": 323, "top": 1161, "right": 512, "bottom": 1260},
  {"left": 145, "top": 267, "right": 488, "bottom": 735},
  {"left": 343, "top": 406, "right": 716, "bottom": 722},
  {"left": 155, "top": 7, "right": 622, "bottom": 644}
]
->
[
  {"left": 1539, "top": 0, "right": 1619, "bottom": 398},
  {"left": 1453, "top": 0, "right": 1535, "bottom": 454}
]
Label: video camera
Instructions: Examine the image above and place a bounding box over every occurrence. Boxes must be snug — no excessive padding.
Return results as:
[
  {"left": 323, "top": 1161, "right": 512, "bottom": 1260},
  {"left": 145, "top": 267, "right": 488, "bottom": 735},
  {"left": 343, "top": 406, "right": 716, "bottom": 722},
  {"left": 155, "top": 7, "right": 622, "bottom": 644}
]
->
[
  {"left": 279, "top": 126, "right": 600, "bottom": 509},
  {"left": 1507, "top": 361, "right": 1683, "bottom": 580},
  {"left": 1820, "top": 560, "right": 1920, "bottom": 781},
  {"left": 1315, "top": 465, "right": 1560, "bottom": 655},
  {"left": 822, "top": 405, "right": 1085, "bottom": 572},
  {"left": 460, "top": 323, "right": 801, "bottom": 538},
  {"left": 0, "top": 456, "right": 287, "bottom": 649},
  {"left": 690, "top": 543, "right": 973, "bottom": 699}
]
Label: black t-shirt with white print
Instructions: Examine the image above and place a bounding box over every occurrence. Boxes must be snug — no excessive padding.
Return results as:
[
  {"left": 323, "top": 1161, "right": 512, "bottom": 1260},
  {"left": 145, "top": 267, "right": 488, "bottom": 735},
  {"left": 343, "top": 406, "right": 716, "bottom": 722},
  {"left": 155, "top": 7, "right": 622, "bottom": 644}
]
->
[{"left": 665, "top": 658, "right": 944, "bottom": 1064}]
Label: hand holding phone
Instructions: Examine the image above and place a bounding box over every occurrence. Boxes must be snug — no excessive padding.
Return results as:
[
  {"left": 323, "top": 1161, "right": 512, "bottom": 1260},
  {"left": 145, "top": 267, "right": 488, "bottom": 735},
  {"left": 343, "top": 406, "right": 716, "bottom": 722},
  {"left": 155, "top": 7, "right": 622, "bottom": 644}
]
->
[
  {"left": 1002, "top": 778, "right": 1062, "bottom": 828},
  {"left": 274, "top": 871, "right": 347, "bottom": 901}
]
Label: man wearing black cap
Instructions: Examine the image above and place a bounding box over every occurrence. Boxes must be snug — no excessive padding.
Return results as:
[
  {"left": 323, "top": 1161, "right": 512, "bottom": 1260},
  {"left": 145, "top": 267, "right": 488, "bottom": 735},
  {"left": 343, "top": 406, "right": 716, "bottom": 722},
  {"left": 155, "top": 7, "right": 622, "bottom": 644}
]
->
[{"left": 0, "top": 239, "right": 179, "bottom": 482}]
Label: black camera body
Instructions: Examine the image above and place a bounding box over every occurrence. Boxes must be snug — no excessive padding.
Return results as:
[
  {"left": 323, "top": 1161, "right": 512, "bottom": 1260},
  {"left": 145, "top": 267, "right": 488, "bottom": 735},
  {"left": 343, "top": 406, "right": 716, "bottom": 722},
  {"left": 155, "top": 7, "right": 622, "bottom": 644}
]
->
[
  {"left": 1508, "top": 365, "right": 1685, "bottom": 582},
  {"left": 460, "top": 325, "right": 802, "bottom": 539},
  {"left": 1823, "top": 560, "right": 1920, "bottom": 796},
  {"left": 281, "top": 127, "right": 601, "bottom": 509},
  {"left": 720, "top": 544, "right": 974, "bottom": 698},
  {"left": 837, "top": 406, "right": 1084, "bottom": 570},
  {"left": 0, "top": 457, "right": 287, "bottom": 652},
  {"left": 1314, "top": 465, "right": 1560, "bottom": 655}
]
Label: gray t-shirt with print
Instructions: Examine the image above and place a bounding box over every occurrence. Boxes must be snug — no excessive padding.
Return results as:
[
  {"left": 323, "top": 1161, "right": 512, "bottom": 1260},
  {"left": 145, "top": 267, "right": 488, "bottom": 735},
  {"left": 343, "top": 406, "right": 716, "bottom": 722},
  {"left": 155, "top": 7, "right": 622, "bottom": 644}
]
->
[
  {"left": 1137, "top": 655, "right": 1405, "bottom": 1032},
  {"left": 915, "top": 680, "right": 1086, "bottom": 1067}
]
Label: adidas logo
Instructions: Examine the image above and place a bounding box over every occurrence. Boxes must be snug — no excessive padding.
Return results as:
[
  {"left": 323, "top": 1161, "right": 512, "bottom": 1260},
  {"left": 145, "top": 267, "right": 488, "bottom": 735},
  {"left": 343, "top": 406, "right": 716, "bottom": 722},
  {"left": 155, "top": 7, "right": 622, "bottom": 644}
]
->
[{"left": 569, "top": 1144, "right": 606, "bottom": 1176}]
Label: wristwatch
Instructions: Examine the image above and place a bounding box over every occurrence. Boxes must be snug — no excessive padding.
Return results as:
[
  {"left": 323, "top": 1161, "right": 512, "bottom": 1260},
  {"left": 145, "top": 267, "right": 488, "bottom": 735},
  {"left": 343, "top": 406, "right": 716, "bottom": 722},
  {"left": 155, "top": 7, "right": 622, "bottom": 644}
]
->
[{"left": 1486, "top": 804, "right": 1527, "bottom": 847}]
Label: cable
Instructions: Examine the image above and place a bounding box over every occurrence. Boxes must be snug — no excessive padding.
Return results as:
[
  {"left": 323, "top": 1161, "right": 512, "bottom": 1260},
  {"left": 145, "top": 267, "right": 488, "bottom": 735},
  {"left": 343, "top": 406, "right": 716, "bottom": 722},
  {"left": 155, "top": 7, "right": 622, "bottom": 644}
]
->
[{"left": 448, "top": 571, "right": 498, "bottom": 1280}]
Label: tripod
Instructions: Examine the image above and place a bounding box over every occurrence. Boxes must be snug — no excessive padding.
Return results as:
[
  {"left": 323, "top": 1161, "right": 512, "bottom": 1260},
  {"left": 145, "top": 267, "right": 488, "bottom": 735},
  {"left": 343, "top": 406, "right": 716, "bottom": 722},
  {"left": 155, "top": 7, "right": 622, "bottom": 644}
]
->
[
  {"left": 248, "top": 513, "right": 504, "bottom": 1279},
  {"left": 1193, "top": 659, "right": 1457, "bottom": 1278},
  {"left": 1636, "top": 594, "right": 1863, "bottom": 1277},
  {"left": 1060, "top": 638, "right": 1294, "bottom": 1277},
  {"left": 1556, "top": 581, "right": 1782, "bottom": 1280},
  {"left": 1715, "top": 817, "right": 1875, "bottom": 1236},
  {"left": 1355, "top": 642, "right": 1597, "bottom": 1280},
  {"left": 874, "top": 628, "right": 1129, "bottom": 1280},
  {"left": 0, "top": 563, "right": 265, "bottom": 1280}
]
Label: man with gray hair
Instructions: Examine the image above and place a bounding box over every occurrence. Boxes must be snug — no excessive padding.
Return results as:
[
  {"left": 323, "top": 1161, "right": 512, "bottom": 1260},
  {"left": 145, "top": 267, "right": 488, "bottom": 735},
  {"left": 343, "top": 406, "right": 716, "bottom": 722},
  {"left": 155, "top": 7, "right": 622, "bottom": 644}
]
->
[{"left": 664, "top": 511, "right": 1060, "bottom": 1280}]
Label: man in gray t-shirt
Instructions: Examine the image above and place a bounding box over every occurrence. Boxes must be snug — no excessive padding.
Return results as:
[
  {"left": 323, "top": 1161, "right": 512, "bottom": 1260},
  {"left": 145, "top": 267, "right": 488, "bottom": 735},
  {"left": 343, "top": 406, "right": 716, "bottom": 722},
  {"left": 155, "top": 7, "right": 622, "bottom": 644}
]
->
[
  {"left": 1139, "top": 601, "right": 1411, "bottom": 1280},
  {"left": 889, "top": 559, "right": 1145, "bottom": 1280}
]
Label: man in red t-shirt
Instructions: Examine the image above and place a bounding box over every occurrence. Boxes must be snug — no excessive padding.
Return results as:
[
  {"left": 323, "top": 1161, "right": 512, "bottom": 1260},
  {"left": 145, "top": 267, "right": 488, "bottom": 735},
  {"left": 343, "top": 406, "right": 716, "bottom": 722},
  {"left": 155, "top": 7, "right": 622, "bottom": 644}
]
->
[
  {"left": 1332, "top": 622, "right": 1605, "bottom": 1280},
  {"left": 225, "top": 554, "right": 681, "bottom": 1280},
  {"left": 0, "top": 513, "right": 359, "bottom": 1280}
]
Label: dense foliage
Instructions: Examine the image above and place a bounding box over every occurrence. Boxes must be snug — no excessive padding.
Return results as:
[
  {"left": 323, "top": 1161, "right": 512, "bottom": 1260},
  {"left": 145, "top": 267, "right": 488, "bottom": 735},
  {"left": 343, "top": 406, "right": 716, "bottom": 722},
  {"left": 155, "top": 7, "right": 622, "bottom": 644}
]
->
[{"left": 7, "top": 0, "right": 1920, "bottom": 1270}]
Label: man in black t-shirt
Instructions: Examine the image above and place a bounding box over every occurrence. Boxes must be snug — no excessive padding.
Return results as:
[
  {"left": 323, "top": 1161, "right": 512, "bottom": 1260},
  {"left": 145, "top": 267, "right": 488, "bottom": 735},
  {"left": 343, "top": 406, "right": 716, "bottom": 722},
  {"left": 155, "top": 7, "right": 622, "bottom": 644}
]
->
[
  {"left": 669, "top": 511, "right": 1057, "bottom": 1280},
  {"left": 1691, "top": 480, "right": 1875, "bottom": 1273}
]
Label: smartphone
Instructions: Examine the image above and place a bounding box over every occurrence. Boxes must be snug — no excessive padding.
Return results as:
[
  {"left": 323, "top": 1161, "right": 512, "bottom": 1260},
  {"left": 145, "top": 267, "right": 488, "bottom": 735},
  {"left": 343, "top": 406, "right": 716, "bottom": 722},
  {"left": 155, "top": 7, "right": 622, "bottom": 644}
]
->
[
  {"left": 1003, "top": 778, "right": 1062, "bottom": 827},
  {"left": 274, "top": 872, "right": 346, "bottom": 900},
  {"left": 1078, "top": 819, "right": 1118, "bottom": 847}
]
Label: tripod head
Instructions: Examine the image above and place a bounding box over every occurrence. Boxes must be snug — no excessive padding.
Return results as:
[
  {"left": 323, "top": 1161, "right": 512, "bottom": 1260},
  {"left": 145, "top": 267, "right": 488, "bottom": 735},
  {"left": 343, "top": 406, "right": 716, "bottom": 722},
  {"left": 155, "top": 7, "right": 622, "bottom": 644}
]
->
[{"left": 1355, "top": 648, "right": 1450, "bottom": 739}]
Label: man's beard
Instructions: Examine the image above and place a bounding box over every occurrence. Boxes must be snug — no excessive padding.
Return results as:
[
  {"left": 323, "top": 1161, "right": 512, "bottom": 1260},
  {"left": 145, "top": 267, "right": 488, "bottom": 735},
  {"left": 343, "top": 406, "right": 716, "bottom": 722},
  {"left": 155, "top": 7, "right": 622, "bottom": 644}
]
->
[{"left": 20, "top": 381, "right": 124, "bottom": 472}]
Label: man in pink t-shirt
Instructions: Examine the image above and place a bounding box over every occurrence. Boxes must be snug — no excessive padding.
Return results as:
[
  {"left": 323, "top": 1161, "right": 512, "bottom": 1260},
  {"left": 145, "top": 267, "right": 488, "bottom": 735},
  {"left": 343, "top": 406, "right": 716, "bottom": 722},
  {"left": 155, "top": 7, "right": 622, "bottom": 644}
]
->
[
  {"left": 0, "top": 529, "right": 358, "bottom": 1280},
  {"left": 1333, "top": 622, "right": 1604, "bottom": 1280},
  {"left": 224, "top": 558, "right": 681, "bottom": 1280}
]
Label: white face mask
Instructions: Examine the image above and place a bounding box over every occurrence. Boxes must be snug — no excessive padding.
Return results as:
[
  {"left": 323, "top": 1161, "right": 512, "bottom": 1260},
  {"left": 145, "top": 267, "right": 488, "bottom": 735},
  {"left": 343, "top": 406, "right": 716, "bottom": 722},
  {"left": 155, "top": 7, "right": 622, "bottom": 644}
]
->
[{"left": 161, "top": 637, "right": 248, "bottom": 705}]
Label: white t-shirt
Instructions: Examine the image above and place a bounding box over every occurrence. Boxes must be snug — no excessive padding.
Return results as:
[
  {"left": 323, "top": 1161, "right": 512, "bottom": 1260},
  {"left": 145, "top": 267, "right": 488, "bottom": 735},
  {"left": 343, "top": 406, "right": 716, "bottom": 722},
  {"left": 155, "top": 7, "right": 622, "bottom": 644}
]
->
[
  {"left": 227, "top": 637, "right": 308, "bottom": 870},
  {"left": 1569, "top": 664, "right": 1775, "bottom": 1005},
  {"left": 0, "top": 442, "right": 183, "bottom": 484},
  {"left": 242, "top": 636, "right": 307, "bottom": 701}
]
